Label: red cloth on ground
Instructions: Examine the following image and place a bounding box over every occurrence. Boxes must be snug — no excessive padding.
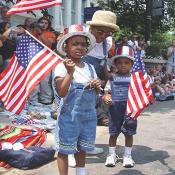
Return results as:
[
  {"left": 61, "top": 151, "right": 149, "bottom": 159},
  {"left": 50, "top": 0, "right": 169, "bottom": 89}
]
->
[{"left": 0, "top": 125, "right": 47, "bottom": 168}]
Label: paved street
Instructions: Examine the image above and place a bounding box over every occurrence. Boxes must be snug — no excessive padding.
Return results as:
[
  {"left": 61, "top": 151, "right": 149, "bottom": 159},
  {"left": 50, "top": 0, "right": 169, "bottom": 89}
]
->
[{"left": 0, "top": 100, "right": 175, "bottom": 175}]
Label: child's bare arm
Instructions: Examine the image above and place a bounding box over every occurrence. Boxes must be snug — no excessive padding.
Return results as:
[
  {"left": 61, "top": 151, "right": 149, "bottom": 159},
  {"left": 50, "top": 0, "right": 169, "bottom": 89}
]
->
[
  {"left": 55, "top": 75, "right": 72, "bottom": 97},
  {"left": 55, "top": 59, "right": 75, "bottom": 97},
  {"left": 102, "top": 94, "right": 112, "bottom": 105},
  {"left": 91, "top": 79, "right": 101, "bottom": 93}
]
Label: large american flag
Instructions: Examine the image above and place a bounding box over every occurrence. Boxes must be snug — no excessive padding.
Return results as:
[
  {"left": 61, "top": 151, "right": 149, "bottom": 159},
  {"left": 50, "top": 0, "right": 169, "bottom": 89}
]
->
[
  {"left": 0, "top": 32, "right": 62, "bottom": 114},
  {"left": 7, "top": 0, "right": 62, "bottom": 15},
  {"left": 126, "top": 50, "right": 153, "bottom": 118}
]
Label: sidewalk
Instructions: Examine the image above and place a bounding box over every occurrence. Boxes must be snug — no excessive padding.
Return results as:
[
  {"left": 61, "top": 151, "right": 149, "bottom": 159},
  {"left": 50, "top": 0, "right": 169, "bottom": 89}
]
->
[{"left": 1, "top": 100, "right": 175, "bottom": 175}]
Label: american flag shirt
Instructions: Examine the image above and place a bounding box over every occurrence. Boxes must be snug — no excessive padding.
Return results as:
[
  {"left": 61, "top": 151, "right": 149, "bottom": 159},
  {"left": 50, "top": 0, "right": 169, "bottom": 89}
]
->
[{"left": 105, "top": 74, "right": 131, "bottom": 102}]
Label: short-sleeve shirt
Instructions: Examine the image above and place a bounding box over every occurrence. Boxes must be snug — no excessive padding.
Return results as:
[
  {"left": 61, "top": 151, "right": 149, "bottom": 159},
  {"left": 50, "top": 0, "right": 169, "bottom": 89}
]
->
[
  {"left": 87, "top": 37, "right": 113, "bottom": 59},
  {"left": 104, "top": 74, "right": 130, "bottom": 102},
  {"left": 54, "top": 62, "right": 97, "bottom": 86},
  {"left": 32, "top": 31, "right": 56, "bottom": 48}
]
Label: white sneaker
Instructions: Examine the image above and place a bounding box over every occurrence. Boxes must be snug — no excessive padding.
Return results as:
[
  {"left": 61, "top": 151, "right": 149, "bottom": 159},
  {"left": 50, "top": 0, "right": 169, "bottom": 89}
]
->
[
  {"left": 105, "top": 154, "right": 117, "bottom": 167},
  {"left": 123, "top": 155, "right": 135, "bottom": 168},
  {"left": 68, "top": 154, "right": 76, "bottom": 168},
  {"left": 86, "top": 147, "right": 104, "bottom": 155}
]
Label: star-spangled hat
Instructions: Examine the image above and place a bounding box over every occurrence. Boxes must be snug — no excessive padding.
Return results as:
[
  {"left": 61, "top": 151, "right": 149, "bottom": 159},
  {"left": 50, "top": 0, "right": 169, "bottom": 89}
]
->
[
  {"left": 112, "top": 46, "right": 135, "bottom": 63},
  {"left": 57, "top": 24, "right": 96, "bottom": 56}
]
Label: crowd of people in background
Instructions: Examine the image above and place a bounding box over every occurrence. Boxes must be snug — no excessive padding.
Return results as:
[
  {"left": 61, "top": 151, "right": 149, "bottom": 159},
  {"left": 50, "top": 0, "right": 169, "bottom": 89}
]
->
[
  {"left": 0, "top": 8, "right": 148, "bottom": 121},
  {"left": 148, "top": 64, "right": 175, "bottom": 101},
  {"left": 0, "top": 5, "right": 175, "bottom": 175},
  {"left": 0, "top": 6, "right": 175, "bottom": 119}
]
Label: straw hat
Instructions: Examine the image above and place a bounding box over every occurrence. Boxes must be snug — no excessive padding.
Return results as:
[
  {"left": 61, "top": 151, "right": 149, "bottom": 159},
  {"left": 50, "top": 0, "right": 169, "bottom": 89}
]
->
[
  {"left": 112, "top": 46, "right": 135, "bottom": 63},
  {"left": 86, "top": 10, "right": 119, "bottom": 31},
  {"left": 57, "top": 24, "right": 96, "bottom": 56}
]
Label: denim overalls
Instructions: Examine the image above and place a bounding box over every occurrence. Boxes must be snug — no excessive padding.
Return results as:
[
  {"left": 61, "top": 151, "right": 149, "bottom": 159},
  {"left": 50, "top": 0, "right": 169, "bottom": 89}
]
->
[
  {"left": 83, "top": 40, "right": 107, "bottom": 80},
  {"left": 55, "top": 63, "right": 97, "bottom": 154},
  {"left": 109, "top": 74, "right": 137, "bottom": 136}
]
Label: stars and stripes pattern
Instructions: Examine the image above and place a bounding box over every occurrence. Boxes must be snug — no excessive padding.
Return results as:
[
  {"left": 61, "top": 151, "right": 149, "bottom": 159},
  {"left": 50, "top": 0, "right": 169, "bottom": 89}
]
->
[
  {"left": 126, "top": 50, "right": 153, "bottom": 119},
  {"left": 7, "top": 0, "right": 62, "bottom": 15},
  {"left": 0, "top": 32, "right": 62, "bottom": 114}
]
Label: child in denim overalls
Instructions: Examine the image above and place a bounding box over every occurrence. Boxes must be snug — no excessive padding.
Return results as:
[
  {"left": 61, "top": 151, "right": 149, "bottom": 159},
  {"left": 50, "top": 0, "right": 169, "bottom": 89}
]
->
[
  {"left": 103, "top": 46, "right": 137, "bottom": 168},
  {"left": 85, "top": 10, "right": 120, "bottom": 81},
  {"left": 84, "top": 10, "right": 120, "bottom": 144},
  {"left": 54, "top": 24, "right": 101, "bottom": 175}
]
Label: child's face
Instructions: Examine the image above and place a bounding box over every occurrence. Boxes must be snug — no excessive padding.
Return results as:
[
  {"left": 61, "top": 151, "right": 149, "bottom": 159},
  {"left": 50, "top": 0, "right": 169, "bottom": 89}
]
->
[
  {"left": 115, "top": 57, "right": 133, "bottom": 74},
  {"left": 90, "top": 26, "right": 113, "bottom": 43},
  {"left": 39, "top": 19, "right": 49, "bottom": 30},
  {"left": 65, "top": 36, "right": 88, "bottom": 60}
]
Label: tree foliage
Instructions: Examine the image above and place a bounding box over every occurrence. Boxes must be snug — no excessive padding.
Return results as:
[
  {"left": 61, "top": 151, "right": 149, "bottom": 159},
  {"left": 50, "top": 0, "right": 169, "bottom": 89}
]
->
[
  {"left": 97, "top": 0, "right": 175, "bottom": 33},
  {"left": 98, "top": 0, "right": 146, "bottom": 34},
  {"left": 146, "top": 31, "right": 173, "bottom": 57},
  {"left": 97, "top": 0, "right": 175, "bottom": 57}
]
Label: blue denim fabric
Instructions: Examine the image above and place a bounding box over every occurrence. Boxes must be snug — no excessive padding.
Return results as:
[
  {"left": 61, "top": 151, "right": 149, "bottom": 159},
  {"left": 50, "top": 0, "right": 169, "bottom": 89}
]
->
[
  {"left": 110, "top": 74, "right": 130, "bottom": 102},
  {"left": 108, "top": 74, "right": 137, "bottom": 136},
  {"left": 55, "top": 63, "right": 97, "bottom": 154},
  {"left": 108, "top": 101, "right": 137, "bottom": 136},
  {"left": 111, "top": 81, "right": 130, "bottom": 102},
  {"left": 83, "top": 40, "right": 107, "bottom": 79},
  {"left": 83, "top": 55, "right": 106, "bottom": 77}
]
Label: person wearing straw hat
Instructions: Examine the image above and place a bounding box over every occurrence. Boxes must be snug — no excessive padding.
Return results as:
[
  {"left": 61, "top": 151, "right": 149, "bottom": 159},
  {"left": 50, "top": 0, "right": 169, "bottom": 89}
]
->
[
  {"left": 103, "top": 46, "right": 137, "bottom": 168},
  {"left": 84, "top": 10, "right": 119, "bottom": 81},
  {"left": 55, "top": 24, "right": 101, "bottom": 175},
  {"left": 84, "top": 10, "right": 120, "bottom": 154}
]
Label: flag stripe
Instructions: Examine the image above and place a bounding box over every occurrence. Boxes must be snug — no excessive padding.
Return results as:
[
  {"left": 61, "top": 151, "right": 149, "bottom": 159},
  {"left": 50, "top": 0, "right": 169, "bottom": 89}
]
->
[
  {"left": 4, "top": 69, "right": 25, "bottom": 106},
  {"left": 0, "top": 56, "right": 18, "bottom": 93},
  {"left": 6, "top": 56, "right": 61, "bottom": 114},
  {"left": 131, "top": 73, "right": 145, "bottom": 108},
  {"left": 127, "top": 98, "right": 132, "bottom": 114},
  {"left": 6, "top": 54, "right": 60, "bottom": 113},
  {"left": 11, "top": 0, "right": 60, "bottom": 6},
  {"left": 10, "top": 57, "right": 60, "bottom": 114},
  {"left": 26, "top": 55, "right": 58, "bottom": 93},
  {"left": 135, "top": 72, "right": 149, "bottom": 104},
  {"left": 128, "top": 90, "right": 137, "bottom": 112},
  {"left": 26, "top": 50, "right": 52, "bottom": 83},
  {"left": 0, "top": 64, "right": 21, "bottom": 100},
  {"left": 8, "top": 2, "right": 61, "bottom": 13},
  {"left": 26, "top": 55, "right": 60, "bottom": 94},
  {"left": 126, "top": 51, "right": 153, "bottom": 118},
  {"left": 3, "top": 66, "right": 24, "bottom": 103},
  {"left": 129, "top": 83, "right": 141, "bottom": 110},
  {"left": 7, "top": 0, "right": 62, "bottom": 15}
]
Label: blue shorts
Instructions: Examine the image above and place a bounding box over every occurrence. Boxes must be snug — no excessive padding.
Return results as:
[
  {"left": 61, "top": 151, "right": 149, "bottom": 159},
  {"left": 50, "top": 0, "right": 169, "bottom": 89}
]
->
[
  {"left": 55, "top": 105, "right": 97, "bottom": 155},
  {"left": 108, "top": 101, "right": 137, "bottom": 136}
]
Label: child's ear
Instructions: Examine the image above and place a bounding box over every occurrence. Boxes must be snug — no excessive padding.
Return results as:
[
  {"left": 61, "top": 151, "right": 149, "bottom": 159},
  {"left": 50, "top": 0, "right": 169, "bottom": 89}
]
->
[{"left": 63, "top": 43, "right": 67, "bottom": 52}]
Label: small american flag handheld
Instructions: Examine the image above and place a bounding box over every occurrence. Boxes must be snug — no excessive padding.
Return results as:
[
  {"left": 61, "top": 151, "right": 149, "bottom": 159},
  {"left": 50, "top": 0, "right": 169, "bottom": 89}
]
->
[
  {"left": 0, "top": 32, "right": 62, "bottom": 114},
  {"left": 126, "top": 50, "right": 153, "bottom": 119}
]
